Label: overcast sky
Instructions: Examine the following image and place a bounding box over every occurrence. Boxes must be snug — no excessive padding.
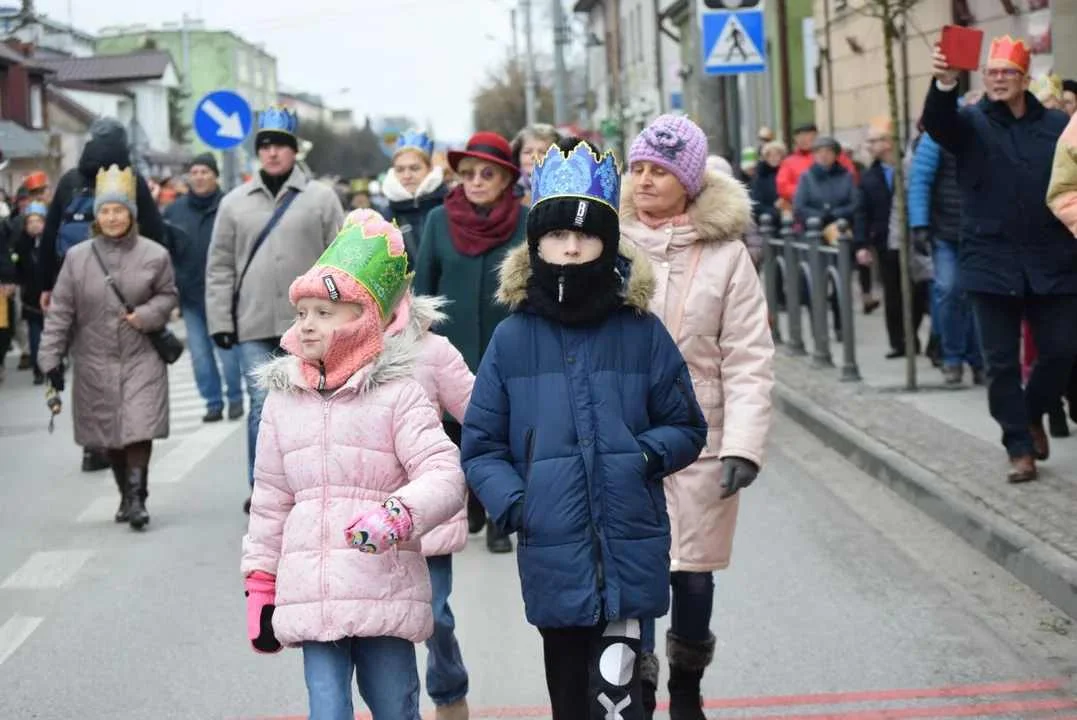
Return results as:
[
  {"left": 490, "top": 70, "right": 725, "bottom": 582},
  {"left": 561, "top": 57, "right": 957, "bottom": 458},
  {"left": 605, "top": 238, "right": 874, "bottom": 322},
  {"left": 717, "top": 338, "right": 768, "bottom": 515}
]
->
[{"left": 38, "top": 0, "right": 556, "bottom": 143}]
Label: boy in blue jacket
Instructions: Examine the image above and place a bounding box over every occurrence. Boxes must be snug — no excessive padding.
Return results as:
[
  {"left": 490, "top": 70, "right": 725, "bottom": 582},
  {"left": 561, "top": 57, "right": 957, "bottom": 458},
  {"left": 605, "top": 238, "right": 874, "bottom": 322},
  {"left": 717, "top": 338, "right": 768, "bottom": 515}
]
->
[{"left": 461, "top": 138, "right": 707, "bottom": 719}]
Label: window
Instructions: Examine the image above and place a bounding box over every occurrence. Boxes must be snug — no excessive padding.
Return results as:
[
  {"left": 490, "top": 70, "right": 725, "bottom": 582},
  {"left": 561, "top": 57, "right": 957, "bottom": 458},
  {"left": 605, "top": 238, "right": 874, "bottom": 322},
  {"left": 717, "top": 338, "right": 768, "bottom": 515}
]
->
[
  {"left": 236, "top": 49, "right": 249, "bottom": 83},
  {"left": 29, "top": 82, "right": 43, "bottom": 128}
]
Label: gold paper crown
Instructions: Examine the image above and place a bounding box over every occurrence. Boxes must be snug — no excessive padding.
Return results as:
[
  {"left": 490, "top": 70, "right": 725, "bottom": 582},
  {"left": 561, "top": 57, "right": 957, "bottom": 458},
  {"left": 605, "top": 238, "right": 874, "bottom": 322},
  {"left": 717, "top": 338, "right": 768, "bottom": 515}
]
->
[
  {"left": 1031, "top": 73, "right": 1063, "bottom": 102},
  {"left": 988, "top": 35, "right": 1031, "bottom": 75},
  {"left": 94, "top": 164, "right": 136, "bottom": 203}
]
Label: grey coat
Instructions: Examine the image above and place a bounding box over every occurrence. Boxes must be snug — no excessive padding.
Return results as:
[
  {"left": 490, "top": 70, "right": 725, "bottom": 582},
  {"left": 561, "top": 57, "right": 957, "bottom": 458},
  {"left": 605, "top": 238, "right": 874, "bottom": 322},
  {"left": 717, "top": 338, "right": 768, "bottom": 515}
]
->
[
  {"left": 38, "top": 233, "right": 178, "bottom": 448},
  {"left": 205, "top": 167, "right": 344, "bottom": 342}
]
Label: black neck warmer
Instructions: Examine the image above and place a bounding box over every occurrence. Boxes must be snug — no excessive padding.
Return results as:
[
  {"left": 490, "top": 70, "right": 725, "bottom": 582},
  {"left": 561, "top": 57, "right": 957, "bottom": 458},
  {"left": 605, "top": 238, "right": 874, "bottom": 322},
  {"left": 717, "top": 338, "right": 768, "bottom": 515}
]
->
[
  {"left": 260, "top": 170, "right": 288, "bottom": 198},
  {"left": 525, "top": 253, "right": 625, "bottom": 327}
]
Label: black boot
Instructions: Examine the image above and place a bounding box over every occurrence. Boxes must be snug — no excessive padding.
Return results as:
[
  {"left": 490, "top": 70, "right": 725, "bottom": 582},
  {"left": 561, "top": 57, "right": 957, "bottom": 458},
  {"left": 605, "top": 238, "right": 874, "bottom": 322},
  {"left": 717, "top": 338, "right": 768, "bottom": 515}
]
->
[
  {"left": 1049, "top": 404, "right": 1070, "bottom": 438},
  {"left": 81, "top": 447, "right": 111, "bottom": 472},
  {"left": 467, "top": 490, "right": 486, "bottom": 534},
  {"left": 110, "top": 455, "right": 129, "bottom": 523},
  {"left": 126, "top": 467, "right": 150, "bottom": 530},
  {"left": 667, "top": 631, "right": 715, "bottom": 720},
  {"left": 485, "top": 519, "right": 513, "bottom": 553},
  {"left": 640, "top": 651, "right": 659, "bottom": 720}
]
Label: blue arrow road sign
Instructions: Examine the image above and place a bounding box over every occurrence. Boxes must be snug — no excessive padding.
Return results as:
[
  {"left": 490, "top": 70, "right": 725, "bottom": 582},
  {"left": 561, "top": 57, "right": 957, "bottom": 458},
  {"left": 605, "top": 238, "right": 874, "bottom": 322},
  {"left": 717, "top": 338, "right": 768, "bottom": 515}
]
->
[
  {"left": 193, "top": 90, "right": 252, "bottom": 150},
  {"left": 700, "top": 6, "right": 767, "bottom": 76}
]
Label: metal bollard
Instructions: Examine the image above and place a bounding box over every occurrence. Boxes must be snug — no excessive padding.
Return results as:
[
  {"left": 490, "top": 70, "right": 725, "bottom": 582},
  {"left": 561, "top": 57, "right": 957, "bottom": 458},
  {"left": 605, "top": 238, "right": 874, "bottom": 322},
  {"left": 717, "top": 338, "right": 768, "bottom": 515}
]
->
[
  {"left": 759, "top": 213, "right": 782, "bottom": 344},
  {"left": 836, "top": 219, "right": 861, "bottom": 381},
  {"left": 781, "top": 215, "right": 806, "bottom": 355},
  {"left": 806, "top": 217, "right": 833, "bottom": 367}
]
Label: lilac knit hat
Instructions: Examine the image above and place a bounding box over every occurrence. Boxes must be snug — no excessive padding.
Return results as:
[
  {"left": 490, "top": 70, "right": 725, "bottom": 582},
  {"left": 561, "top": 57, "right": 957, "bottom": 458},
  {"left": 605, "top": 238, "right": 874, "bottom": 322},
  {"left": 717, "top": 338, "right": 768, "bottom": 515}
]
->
[{"left": 628, "top": 114, "right": 709, "bottom": 198}]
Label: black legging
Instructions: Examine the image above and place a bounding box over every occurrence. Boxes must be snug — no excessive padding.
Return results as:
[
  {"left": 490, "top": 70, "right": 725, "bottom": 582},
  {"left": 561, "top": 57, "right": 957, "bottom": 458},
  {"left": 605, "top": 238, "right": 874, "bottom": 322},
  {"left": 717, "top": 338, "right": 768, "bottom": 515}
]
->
[{"left": 107, "top": 440, "right": 153, "bottom": 473}]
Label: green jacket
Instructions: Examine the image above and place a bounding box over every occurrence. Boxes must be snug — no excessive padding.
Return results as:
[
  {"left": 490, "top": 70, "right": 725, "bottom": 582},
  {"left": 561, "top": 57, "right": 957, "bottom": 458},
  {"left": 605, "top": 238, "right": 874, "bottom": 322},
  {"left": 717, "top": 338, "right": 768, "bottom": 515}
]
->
[{"left": 413, "top": 204, "right": 527, "bottom": 372}]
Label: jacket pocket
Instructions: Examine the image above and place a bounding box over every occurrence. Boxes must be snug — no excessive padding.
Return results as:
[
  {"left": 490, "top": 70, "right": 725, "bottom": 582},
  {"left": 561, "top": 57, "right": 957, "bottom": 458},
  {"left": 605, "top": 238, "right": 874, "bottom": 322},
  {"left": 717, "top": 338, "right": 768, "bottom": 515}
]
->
[
  {"left": 520, "top": 427, "right": 537, "bottom": 544},
  {"left": 675, "top": 375, "right": 706, "bottom": 429},
  {"left": 645, "top": 474, "right": 665, "bottom": 526}
]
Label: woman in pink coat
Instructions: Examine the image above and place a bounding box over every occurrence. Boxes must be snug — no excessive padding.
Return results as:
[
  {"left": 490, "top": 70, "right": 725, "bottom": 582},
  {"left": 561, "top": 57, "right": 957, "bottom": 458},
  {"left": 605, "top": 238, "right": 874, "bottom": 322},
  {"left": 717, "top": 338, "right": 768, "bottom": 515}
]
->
[
  {"left": 388, "top": 290, "right": 475, "bottom": 720},
  {"left": 241, "top": 210, "right": 465, "bottom": 720},
  {"left": 621, "top": 115, "right": 775, "bottom": 720}
]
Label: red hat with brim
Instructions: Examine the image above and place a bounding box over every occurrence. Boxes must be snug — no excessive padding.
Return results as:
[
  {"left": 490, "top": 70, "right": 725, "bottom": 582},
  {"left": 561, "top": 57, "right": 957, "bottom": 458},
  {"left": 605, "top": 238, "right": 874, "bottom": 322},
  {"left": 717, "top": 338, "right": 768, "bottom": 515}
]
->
[{"left": 448, "top": 131, "right": 520, "bottom": 182}]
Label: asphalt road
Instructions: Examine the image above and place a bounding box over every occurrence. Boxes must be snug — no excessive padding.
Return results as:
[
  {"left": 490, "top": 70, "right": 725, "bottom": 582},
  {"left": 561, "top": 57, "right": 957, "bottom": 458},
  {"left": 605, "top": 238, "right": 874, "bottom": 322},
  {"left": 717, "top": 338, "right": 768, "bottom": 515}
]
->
[{"left": 0, "top": 355, "right": 1074, "bottom": 719}]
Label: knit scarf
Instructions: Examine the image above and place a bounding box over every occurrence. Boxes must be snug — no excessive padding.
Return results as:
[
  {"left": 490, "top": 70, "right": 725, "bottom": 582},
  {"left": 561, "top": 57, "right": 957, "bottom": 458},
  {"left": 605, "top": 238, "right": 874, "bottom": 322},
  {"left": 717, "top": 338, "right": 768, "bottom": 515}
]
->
[
  {"left": 636, "top": 208, "right": 692, "bottom": 230},
  {"left": 525, "top": 253, "right": 625, "bottom": 327},
  {"left": 279, "top": 307, "right": 384, "bottom": 391},
  {"left": 443, "top": 184, "right": 520, "bottom": 257}
]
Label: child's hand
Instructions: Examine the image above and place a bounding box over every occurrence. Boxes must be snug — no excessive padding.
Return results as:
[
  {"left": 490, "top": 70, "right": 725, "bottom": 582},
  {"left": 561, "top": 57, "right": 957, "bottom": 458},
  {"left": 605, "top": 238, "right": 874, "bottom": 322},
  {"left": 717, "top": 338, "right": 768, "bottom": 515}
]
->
[
  {"left": 344, "top": 497, "right": 414, "bottom": 553},
  {"left": 244, "top": 571, "right": 282, "bottom": 654}
]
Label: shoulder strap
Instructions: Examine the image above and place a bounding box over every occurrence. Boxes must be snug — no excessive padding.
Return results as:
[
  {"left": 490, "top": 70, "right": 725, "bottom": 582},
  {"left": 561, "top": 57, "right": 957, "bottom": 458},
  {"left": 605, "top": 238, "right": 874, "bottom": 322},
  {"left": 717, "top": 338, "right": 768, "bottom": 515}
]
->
[
  {"left": 665, "top": 243, "right": 705, "bottom": 342},
  {"left": 90, "top": 241, "right": 135, "bottom": 313},
  {"left": 235, "top": 187, "right": 300, "bottom": 296}
]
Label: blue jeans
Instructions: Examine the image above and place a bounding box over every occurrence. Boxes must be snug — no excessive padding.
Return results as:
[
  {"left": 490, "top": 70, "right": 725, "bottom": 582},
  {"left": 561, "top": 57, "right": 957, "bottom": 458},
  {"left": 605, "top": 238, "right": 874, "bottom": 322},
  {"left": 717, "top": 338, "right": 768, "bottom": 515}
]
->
[
  {"left": 182, "top": 304, "right": 244, "bottom": 413},
  {"left": 641, "top": 571, "right": 716, "bottom": 653},
  {"left": 26, "top": 314, "right": 43, "bottom": 372},
  {"left": 237, "top": 338, "right": 280, "bottom": 486},
  {"left": 425, "top": 554, "right": 469, "bottom": 706},
  {"left": 932, "top": 239, "right": 983, "bottom": 369},
  {"left": 302, "top": 636, "right": 420, "bottom": 720}
]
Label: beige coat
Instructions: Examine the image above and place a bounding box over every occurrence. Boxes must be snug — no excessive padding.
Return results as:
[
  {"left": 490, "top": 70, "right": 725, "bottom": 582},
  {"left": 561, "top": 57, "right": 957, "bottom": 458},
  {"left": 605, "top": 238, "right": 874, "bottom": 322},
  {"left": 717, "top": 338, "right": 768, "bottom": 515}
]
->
[
  {"left": 621, "top": 170, "right": 775, "bottom": 572},
  {"left": 38, "top": 233, "right": 178, "bottom": 449},
  {"left": 205, "top": 167, "right": 344, "bottom": 342}
]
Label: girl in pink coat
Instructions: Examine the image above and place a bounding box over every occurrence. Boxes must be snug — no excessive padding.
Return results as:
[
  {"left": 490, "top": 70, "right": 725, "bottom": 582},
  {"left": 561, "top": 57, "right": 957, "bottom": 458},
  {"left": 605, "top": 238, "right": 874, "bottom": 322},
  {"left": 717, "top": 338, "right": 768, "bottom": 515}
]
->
[{"left": 241, "top": 210, "right": 466, "bottom": 720}]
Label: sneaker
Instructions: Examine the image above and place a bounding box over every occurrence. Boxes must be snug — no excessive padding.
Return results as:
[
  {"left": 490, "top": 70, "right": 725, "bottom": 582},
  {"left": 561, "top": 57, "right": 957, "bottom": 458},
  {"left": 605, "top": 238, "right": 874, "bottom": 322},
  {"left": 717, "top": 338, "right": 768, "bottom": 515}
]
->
[
  {"left": 228, "top": 403, "right": 245, "bottom": 421},
  {"left": 203, "top": 408, "right": 224, "bottom": 423},
  {"left": 942, "top": 365, "right": 963, "bottom": 387}
]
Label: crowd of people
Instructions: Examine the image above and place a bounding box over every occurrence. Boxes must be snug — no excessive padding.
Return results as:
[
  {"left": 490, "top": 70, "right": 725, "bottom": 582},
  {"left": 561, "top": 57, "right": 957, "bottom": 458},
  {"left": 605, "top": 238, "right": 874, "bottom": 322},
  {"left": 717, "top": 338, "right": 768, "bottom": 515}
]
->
[{"left": 2, "top": 27, "right": 1076, "bottom": 720}]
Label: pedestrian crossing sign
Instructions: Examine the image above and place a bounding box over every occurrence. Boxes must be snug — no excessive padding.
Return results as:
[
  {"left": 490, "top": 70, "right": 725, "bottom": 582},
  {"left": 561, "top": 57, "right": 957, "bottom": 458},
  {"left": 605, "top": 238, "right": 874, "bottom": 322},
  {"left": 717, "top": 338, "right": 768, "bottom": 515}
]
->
[{"left": 700, "top": 3, "right": 767, "bottom": 76}]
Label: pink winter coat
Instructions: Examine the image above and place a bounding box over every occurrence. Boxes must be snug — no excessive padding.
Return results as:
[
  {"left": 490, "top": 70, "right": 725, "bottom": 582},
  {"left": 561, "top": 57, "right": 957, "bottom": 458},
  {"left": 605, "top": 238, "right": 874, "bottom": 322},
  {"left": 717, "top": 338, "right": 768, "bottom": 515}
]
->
[
  {"left": 240, "top": 334, "right": 466, "bottom": 646},
  {"left": 397, "top": 294, "right": 475, "bottom": 556},
  {"left": 621, "top": 169, "right": 775, "bottom": 572}
]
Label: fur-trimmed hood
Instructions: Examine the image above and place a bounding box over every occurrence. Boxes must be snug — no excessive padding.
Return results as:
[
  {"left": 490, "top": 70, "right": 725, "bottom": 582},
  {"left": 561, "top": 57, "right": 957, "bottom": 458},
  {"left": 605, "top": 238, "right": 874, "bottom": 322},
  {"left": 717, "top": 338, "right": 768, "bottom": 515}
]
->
[
  {"left": 494, "top": 240, "right": 656, "bottom": 313},
  {"left": 406, "top": 293, "right": 450, "bottom": 334},
  {"left": 620, "top": 169, "right": 752, "bottom": 242},
  {"left": 253, "top": 330, "right": 420, "bottom": 395}
]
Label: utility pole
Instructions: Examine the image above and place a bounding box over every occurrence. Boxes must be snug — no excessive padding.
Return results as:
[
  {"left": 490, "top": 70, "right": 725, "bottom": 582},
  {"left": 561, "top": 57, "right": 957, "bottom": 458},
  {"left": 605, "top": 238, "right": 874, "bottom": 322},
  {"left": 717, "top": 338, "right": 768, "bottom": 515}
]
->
[
  {"left": 552, "top": 0, "right": 568, "bottom": 126},
  {"left": 823, "top": 0, "right": 835, "bottom": 134},
  {"left": 522, "top": 0, "right": 537, "bottom": 125},
  {"left": 510, "top": 7, "right": 519, "bottom": 65},
  {"left": 692, "top": 0, "right": 730, "bottom": 158}
]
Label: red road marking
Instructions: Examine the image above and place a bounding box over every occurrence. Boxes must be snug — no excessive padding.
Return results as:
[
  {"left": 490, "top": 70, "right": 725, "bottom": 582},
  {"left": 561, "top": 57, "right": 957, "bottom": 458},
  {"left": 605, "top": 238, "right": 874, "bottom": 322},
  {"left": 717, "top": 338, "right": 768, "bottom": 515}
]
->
[{"left": 239, "top": 676, "right": 1074, "bottom": 720}]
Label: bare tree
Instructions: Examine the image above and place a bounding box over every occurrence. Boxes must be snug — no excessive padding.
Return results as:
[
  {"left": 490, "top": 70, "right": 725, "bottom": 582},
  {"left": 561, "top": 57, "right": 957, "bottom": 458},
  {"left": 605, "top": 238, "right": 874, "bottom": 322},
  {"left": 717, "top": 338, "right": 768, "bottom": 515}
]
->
[
  {"left": 853, "top": 0, "right": 926, "bottom": 391},
  {"left": 472, "top": 58, "right": 555, "bottom": 140}
]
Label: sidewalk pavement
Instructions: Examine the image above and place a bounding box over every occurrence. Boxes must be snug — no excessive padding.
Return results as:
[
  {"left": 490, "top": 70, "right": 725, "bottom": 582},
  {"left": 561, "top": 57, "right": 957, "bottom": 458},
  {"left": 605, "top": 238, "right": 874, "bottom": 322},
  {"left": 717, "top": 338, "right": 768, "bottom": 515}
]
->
[{"left": 772, "top": 302, "right": 1077, "bottom": 621}]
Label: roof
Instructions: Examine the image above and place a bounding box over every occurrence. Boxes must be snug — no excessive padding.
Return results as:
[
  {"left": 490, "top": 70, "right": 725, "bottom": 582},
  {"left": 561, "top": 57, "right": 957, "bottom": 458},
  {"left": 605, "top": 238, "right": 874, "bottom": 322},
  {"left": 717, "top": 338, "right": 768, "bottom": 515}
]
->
[
  {"left": 0, "top": 42, "right": 54, "bottom": 73},
  {"left": 37, "top": 50, "right": 175, "bottom": 83},
  {"left": 0, "top": 120, "right": 50, "bottom": 159}
]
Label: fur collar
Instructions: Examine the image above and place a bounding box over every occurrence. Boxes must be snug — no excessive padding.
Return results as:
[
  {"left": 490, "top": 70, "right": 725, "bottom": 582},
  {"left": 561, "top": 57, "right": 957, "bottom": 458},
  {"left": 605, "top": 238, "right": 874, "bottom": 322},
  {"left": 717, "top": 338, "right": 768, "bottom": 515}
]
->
[
  {"left": 406, "top": 294, "right": 450, "bottom": 333},
  {"left": 494, "top": 240, "right": 655, "bottom": 312},
  {"left": 253, "top": 330, "right": 420, "bottom": 396},
  {"left": 382, "top": 166, "right": 446, "bottom": 203},
  {"left": 620, "top": 169, "right": 752, "bottom": 243}
]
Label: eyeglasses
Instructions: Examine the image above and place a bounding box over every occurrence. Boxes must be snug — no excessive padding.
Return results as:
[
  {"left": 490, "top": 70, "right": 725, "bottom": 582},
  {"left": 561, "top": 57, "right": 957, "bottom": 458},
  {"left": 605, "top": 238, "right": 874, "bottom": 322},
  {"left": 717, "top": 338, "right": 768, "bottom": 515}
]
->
[
  {"left": 458, "top": 167, "right": 499, "bottom": 183},
  {"left": 984, "top": 68, "right": 1022, "bottom": 80}
]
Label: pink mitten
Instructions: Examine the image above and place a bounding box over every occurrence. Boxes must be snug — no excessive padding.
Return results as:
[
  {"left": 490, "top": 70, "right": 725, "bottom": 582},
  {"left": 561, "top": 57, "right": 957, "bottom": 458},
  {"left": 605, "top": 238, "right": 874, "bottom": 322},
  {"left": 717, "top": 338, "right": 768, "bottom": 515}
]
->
[
  {"left": 344, "top": 497, "right": 414, "bottom": 553},
  {"left": 244, "top": 571, "right": 282, "bottom": 654}
]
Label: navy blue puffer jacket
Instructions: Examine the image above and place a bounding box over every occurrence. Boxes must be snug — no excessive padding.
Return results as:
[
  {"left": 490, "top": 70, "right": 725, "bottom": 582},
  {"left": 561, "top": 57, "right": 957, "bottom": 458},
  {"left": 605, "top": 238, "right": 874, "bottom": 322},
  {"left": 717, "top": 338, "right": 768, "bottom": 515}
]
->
[{"left": 461, "top": 242, "right": 707, "bottom": 629}]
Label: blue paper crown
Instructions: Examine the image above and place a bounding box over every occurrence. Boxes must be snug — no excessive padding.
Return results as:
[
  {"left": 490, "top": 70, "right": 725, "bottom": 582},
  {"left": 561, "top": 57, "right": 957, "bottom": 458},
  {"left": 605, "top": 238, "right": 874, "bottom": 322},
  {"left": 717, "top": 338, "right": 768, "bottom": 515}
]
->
[
  {"left": 257, "top": 105, "right": 298, "bottom": 136},
  {"left": 531, "top": 142, "right": 621, "bottom": 211},
  {"left": 395, "top": 130, "right": 434, "bottom": 158}
]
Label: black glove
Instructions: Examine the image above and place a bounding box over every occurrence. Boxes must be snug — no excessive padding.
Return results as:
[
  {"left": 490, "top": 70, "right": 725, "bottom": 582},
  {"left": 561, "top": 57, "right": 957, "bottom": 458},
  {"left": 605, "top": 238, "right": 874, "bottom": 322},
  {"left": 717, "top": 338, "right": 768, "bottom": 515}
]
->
[
  {"left": 720, "top": 456, "right": 758, "bottom": 499},
  {"left": 212, "top": 332, "right": 237, "bottom": 350},
  {"left": 46, "top": 367, "right": 65, "bottom": 392}
]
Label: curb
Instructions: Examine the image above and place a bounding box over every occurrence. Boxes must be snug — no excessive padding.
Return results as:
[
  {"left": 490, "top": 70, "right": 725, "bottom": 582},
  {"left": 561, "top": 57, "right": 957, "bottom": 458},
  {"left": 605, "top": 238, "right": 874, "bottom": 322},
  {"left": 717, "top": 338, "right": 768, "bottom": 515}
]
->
[{"left": 775, "top": 380, "right": 1077, "bottom": 621}]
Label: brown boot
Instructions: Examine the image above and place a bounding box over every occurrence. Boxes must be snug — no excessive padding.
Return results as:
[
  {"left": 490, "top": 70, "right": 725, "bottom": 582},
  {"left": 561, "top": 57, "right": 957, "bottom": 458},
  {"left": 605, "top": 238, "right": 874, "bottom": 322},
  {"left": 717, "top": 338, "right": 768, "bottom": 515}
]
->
[
  {"left": 434, "top": 698, "right": 468, "bottom": 720},
  {"left": 1029, "top": 421, "right": 1049, "bottom": 461},
  {"left": 1007, "top": 456, "right": 1038, "bottom": 484}
]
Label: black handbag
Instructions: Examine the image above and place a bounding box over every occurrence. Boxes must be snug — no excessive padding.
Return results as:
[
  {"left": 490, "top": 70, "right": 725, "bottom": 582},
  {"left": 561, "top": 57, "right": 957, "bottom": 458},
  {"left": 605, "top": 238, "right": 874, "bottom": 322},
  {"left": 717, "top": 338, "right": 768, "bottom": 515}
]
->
[{"left": 90, "top": 241, "right": 184, "bottom": 365}]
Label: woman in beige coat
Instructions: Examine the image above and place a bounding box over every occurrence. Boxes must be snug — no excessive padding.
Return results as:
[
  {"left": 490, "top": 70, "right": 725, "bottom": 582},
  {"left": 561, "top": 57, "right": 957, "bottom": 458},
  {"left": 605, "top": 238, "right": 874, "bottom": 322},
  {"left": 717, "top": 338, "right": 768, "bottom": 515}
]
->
[
  {"left": 621, "top": 115, "right": 774, "bottom": 720},
  {"left": 39, "top": 165, "right": 178, "bottom": 531}
]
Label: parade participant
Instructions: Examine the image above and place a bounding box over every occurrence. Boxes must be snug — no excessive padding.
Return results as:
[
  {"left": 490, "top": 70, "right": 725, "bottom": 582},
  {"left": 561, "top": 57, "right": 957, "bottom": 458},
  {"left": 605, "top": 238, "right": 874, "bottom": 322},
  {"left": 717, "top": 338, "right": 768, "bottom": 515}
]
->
[
  {"left": 165, "top": 153, "right": 244, "bottom": 423},
  {"left": 383, "top": 130, "right": 449, "bottom": 269},
  {"left": 621, "top": 115, "right": 775, "bottom": 719},
  {"left": 776, "top": 122, "right": 858, "bottom": 205},
  {"left": 925, "top": 35, "right": 1076, "bottom": 483},
  {"left": 241, "top": 211, "right": 464, "bottom": 720},
  {"left": 413, "top": 130, "right": 527, "bottom": 553},
  {"left": 1048, "top": 107, "right": 1077, "bottom": 423},
  {"left": 13, "top": 201, "right": 49, "bottom": 384},
  {"left": 385, "top": 282, "right": 475, "bottom": 720},
  {"left": 37, "top": 165, "right": 178, "bottom": 530},
  {"left": 462, "top": 138, "right": 707, "bottom": 720},
  {"left": 511, "top": 123, "right": 561, "bottom": 205},
  {"left": 206, "top": 105, "right": 344, "bottom": 511}
]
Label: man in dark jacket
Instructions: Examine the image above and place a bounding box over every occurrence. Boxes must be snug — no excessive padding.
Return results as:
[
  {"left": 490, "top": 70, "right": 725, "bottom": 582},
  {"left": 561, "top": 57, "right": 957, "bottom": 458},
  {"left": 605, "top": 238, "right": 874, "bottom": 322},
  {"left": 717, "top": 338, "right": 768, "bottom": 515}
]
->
[
  {"left": 39, "top": 118, "right": 164, "bottom": 302},
  {"left": 858, "top": 123, "right": 904, "bottom": 352},
  {"left": 164, "top": 153, "right": 244, "bottom": 424},
  {"left": 925, "top": 36, "right": 1077, "bottom": 483}
]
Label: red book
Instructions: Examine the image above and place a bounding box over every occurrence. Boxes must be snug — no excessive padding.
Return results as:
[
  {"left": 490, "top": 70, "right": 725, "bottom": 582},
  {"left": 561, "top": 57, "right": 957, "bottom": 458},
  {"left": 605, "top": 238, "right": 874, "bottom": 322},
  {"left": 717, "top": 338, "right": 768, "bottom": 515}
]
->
[{"left": 940, "top": 25, "right": 984, "bottom": 71}]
